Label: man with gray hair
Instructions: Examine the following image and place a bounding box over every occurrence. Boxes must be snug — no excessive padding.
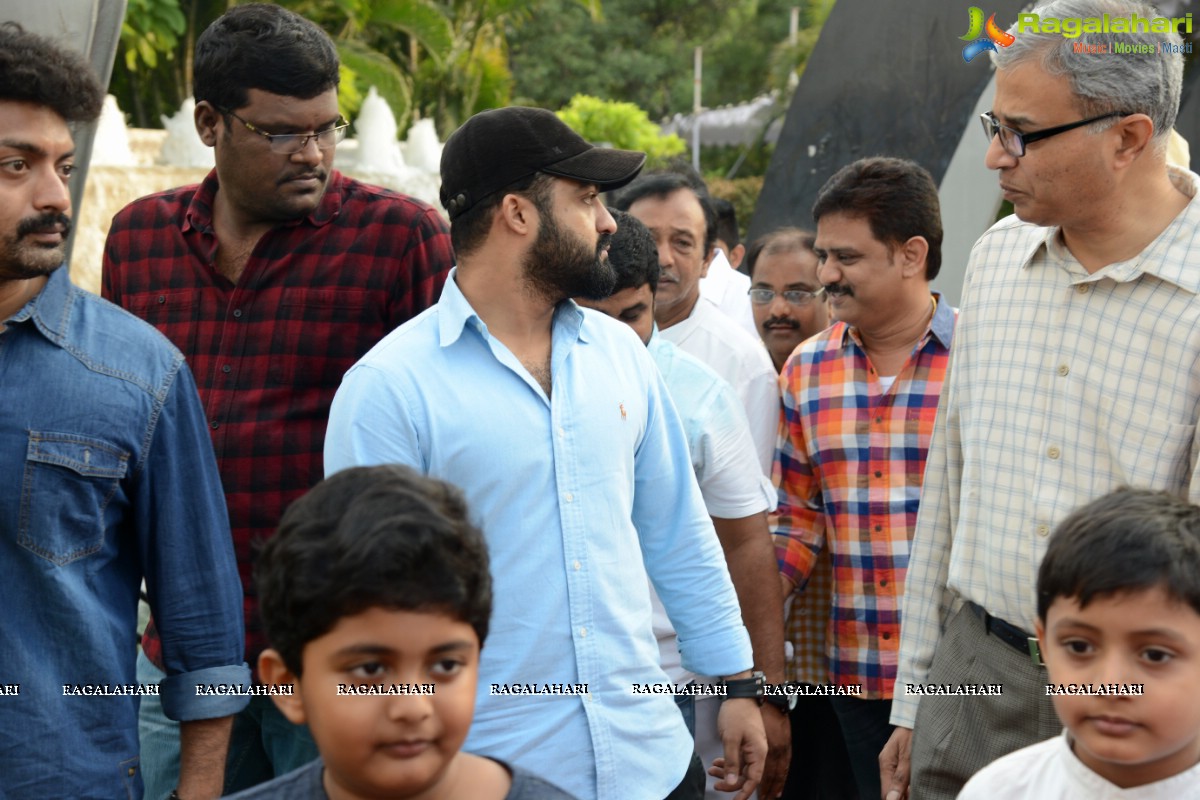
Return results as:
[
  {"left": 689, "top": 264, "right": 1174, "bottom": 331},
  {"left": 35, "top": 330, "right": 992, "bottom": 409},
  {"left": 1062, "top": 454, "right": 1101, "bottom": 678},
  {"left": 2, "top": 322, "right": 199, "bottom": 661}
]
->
[{"left": 880, "top": 1, "right": 1199, "bottom": 798}]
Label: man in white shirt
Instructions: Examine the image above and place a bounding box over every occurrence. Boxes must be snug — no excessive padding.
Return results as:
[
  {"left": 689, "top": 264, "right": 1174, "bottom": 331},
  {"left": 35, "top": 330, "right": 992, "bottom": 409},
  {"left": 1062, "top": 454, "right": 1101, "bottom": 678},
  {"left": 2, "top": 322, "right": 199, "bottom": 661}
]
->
[
  {"left": 880, "top": 2, "right": 1200, "bottom": 798},
  {"left": 616, "top": 173, "right": 779, "bottom": 476},
  {"left": 578, "top": 209, "right": 789, "bottom": 799}
]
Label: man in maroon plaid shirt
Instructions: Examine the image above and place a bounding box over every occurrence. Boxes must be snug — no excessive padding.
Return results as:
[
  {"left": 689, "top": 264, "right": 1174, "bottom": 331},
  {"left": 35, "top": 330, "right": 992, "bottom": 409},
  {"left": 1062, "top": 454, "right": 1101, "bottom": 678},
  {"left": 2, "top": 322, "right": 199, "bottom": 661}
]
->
[{"left": 101, "top": 5, "right": 453, "bottom": 796}]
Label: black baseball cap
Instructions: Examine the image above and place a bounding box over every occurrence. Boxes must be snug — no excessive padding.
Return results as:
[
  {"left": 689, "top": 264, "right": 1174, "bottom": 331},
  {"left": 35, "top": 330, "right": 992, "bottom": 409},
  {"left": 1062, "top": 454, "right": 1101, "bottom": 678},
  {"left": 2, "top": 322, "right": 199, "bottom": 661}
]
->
[{"left": 439, "top": 106, "right": 647, "bottom": 220}]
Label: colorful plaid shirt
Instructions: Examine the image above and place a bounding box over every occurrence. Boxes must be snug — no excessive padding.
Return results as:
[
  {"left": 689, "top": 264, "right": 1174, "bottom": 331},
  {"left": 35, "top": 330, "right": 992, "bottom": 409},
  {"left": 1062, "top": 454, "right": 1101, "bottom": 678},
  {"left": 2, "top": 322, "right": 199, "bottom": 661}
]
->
[
  {"left": 773, "top": 295, "right": 954, "bottom": 698},
  {"left": 102, "top": 169, "right": 453, "bottom": 673}
]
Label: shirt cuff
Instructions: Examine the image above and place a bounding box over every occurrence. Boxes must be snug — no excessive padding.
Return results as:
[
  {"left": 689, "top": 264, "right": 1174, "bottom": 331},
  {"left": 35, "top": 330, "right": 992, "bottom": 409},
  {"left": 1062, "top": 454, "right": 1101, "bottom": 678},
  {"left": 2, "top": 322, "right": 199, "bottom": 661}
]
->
[
  {"left": 678, "top": 624, "right": 753, "bottom": 678},
  {"left": 159, "top": 663, "right": 252, "bottom": 721},
  {"left": 888, "top": 689, "right": 918, "bottom": 728}
]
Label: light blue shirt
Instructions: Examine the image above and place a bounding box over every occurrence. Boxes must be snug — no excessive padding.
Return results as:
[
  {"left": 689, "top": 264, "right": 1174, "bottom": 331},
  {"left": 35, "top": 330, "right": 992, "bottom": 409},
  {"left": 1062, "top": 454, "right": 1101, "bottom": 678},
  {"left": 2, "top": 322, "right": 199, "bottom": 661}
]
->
[{"left": 325, "top": 271, "right": 752, "bottom": 800}]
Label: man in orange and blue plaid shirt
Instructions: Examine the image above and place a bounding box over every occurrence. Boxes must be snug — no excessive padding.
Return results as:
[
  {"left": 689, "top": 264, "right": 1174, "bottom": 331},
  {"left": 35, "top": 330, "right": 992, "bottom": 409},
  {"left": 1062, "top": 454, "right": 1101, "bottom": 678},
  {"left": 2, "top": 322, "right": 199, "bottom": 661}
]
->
[{"left": 773, "top": 157, "right": 955, "bottom": 800}]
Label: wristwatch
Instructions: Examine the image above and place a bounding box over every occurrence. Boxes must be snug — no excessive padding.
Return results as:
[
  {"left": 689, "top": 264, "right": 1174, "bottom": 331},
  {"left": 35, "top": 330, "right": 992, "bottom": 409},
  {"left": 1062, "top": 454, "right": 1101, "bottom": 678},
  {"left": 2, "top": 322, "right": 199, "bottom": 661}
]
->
[
  {"left": 763, "top": 683, "right": 798, "bottom": 715},
  {"left": 720, "top": 670, "right": 766, "bottom": 704}
]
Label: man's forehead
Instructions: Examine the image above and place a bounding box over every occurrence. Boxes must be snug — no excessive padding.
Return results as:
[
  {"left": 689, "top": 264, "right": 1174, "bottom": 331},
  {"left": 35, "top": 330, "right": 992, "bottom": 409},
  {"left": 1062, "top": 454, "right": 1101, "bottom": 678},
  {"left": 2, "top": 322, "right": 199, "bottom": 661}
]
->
[
  {"left": 0, "top": 100, "right": 74, "bottom": 154},
  {"left": 993, "top": 62, "right": 1078, "bottom": 127},
  {"left": 628, "top": 188, "right": 704, "bottom": 227},
  {"left": 754, "top": 251, "right": 820, "bottom": 282}
]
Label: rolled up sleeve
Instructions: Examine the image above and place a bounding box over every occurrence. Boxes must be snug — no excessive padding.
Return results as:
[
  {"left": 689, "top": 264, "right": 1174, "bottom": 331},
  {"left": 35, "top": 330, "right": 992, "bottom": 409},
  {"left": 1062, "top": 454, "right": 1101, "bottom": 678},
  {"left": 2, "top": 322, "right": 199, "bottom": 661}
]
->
[{"left": 137, "top": 361, "right": 249, "bottom": 721}]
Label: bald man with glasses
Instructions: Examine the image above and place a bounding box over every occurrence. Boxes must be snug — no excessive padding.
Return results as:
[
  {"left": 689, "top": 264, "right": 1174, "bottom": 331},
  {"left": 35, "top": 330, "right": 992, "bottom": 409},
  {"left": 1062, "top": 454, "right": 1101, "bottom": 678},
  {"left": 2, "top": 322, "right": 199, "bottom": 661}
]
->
[{"left": 101, "top": 4, "right": 453, "bottom": 796}]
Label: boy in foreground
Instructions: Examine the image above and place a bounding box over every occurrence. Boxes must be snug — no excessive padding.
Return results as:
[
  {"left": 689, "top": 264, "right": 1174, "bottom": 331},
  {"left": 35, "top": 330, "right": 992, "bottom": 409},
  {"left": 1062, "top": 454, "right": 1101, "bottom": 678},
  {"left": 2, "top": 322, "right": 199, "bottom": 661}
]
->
[
  {"left": 227, "top": 464, "right": 578, "bottom": 799},
  {"left": 958, "top": 488, "right": 1200, "bottom": 798}
]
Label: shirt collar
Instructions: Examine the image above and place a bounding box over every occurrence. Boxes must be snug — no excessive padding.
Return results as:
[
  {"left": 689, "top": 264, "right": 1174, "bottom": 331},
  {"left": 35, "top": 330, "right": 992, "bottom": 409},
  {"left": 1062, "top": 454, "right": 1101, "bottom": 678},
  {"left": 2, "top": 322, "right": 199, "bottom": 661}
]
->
[
  {"left": 838, "top": 291, "right": 952, "bottom": 350},
  {"left": 7, "top": 266, "right": 72, "bottom": 345},
  {"left": 182, "top": 168, "right": 346, "bottom": 234},
  {"left": 1022, "top": 167, "right": 1200, "bottom": 293},
  {"left": 436, "top": 268, "right": 588, "bottom": 348}
]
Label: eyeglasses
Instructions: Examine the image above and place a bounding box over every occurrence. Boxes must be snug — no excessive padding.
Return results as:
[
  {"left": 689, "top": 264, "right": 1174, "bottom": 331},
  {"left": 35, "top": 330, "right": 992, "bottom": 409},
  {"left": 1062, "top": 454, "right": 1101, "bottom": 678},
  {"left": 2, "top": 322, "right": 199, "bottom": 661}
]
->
[
  {"left": 979, "top": 111, "right": 1126, "bottom": 158},
  {"left": 221, "top": 109, "right": 349, "bottom": 154},
  {"left": 748, "top": 287, "right": 826, "bottom": 306}
]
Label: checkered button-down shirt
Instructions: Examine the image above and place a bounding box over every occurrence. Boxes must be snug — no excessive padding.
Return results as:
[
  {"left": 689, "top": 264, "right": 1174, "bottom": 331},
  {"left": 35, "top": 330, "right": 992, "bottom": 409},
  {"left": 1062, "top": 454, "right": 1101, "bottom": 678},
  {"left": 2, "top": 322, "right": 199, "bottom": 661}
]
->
[
  {"left": 773, "top": 295, "right": 955, "bottom": 698},
  {"left": 102, "top": 170, "right": 453, "bottom": 673},
  {"left": 893, "top": 168, "right": 1200, "bottom": 726}
]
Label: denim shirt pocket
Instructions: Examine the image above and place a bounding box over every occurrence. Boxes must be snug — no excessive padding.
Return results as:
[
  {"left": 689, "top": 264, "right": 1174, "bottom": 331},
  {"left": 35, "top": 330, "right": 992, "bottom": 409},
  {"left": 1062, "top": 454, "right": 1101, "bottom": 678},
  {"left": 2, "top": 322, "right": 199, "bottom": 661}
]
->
[{"left": 20, "top": 431, "right": 130, "bottom": 566}]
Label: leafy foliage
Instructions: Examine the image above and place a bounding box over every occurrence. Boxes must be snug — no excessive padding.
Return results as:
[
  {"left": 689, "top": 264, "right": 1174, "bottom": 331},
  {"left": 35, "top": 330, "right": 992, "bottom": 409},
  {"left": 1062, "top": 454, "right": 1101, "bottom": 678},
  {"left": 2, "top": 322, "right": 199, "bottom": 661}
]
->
[
  {"left": 555, "top": 95, "right": 685, "bottom": 166},
  {"left": 120, "top": 0, "right": 187, "bottom": 71}
]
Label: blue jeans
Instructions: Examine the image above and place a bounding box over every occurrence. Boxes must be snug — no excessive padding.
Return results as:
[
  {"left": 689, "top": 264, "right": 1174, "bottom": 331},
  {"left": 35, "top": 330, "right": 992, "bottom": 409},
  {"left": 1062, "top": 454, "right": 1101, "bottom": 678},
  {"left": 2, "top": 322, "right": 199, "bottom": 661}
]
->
[
  {"left": 828, "top": 696, "right": 893, "bottom": 800},
  {"left": 136, "top": 649, "right": 319, "bottom": 797}
]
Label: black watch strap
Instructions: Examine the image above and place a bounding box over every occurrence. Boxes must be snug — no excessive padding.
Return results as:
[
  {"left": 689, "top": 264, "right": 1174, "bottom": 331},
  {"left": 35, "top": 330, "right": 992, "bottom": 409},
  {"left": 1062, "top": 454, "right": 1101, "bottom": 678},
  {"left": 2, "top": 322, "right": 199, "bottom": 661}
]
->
[
  {"left": 763, "top": 685, "right": 797, "bottom": 714},
  {"left": 720, "top": 670, "right": 766, "bottom": 703}
]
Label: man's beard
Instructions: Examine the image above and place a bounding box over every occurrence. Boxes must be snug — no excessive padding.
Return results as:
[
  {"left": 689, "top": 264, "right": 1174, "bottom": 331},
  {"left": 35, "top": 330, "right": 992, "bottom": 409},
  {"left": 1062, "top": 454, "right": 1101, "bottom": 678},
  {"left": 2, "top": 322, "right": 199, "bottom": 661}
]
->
[
  {"left": 0, "top": 211, "right": 71, "bottom": 281},
  {"left": 522, "top": 204, "right": 616, "bottom": 303}
]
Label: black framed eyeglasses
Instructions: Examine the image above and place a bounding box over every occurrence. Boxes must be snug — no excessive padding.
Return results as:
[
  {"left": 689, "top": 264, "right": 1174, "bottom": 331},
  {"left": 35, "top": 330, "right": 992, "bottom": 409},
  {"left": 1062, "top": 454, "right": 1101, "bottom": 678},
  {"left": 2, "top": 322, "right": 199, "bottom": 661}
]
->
[
  {"left": 748, "top": 287, "right": 826, "bottom": 306},
  {"left": 979, "top": 111, "right": 1126, "bottom": 158},
  {"left": 221, "top": 108, "right": 349, "bottom": 154}
]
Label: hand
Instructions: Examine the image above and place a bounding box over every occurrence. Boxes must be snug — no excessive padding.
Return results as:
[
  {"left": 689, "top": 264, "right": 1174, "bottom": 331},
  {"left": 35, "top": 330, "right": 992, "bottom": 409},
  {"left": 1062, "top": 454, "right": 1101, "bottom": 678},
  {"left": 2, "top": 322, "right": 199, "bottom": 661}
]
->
[
  {"left": 879, "top": 726, "right": 913, "bottom": 800},
  {"left": 709, "top": 697, "right": 767, "bottom": 800},
  {"left": 757, "top": 703, "right": 791, "bottom": 798},
  {"left": 779, "top": 573, "right": 795, "bottom": 600}
]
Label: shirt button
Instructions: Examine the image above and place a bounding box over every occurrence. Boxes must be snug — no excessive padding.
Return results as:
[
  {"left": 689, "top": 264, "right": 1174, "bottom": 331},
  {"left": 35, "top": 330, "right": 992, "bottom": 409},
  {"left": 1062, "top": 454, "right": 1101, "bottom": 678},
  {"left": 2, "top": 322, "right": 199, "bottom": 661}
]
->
[
  {"left": 128, "top": 767, "right": 137, "bottom": 777},
  {"left": 156, "top": 295, "right": 165, "bottom": 304},
  {"left": 875, "top": 417, "right": 882, "bottom": 424},
  {"left": 564, "top": 492, "right": 574, "bottom": 503},
  {"left": 882, "top": 632, "right": 891, "bottom": 640},
  {"left": 222, "top": 364, "right": 232, "bottom": 373},
  {"left": 880, "top": 579, "right": 888, "bottom": 587},
  {"left": 1047, "top": 446, "right": 1060, "bottom": 459},
  {"left": 1076, "top": 284, "right": 1089, "bottom": 294},
  {"left": 232, "top": 309, "right": 243, "bottom": 318},
  {"left": 210, "top": 421, "right": 220, "bottom": 430},
  {"left": 573, "top": 560, "right": 581, "bottom": 571},
  {"left": 1057, "top": 364, "right": 1069, "bottom": 376},
  {"left": 580, "top": 627, "right": 587, "bottom": 637},
  {"left": 874, "top": 524, "right": 882, "bottom": 532},
  {"left": 1037, "top": 524, "right": 1050, "bottom": 537},
  {"left": 874, "top": 470, "right": 882, "bottom": 478},
  {"left": 558, "top": 426, "right": 566, "bottom": 438}
]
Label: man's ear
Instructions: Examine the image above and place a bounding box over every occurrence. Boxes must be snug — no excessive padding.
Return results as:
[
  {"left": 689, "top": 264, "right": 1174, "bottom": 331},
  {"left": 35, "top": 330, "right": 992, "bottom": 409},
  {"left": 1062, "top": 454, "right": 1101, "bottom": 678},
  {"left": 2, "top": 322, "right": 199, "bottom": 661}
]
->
[
  {"left": 1111, "top": 113, "right": 1155, "bottom": 169},
  {"left": 896, "top": 236, "right": 930, "bottom": 279},
  {"left": 258, "top": 648, "right": 306, "bottom": 725},
  {"left": 497, "top": 192, "right": 537, "bottom": 237},
  {"left": 194, "top": 101, "right": 222, "bottom": 149},
  {"left": 727, "top": 243, "right": 746, "bottom": 271}
]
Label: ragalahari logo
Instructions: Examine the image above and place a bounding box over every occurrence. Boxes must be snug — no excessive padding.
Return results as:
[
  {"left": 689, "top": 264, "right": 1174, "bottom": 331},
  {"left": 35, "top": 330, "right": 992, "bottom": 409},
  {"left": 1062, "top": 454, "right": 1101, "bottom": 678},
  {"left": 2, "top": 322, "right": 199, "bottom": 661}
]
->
[{"left": 960, "top": 7, "right": 1016, "bottom": 63}]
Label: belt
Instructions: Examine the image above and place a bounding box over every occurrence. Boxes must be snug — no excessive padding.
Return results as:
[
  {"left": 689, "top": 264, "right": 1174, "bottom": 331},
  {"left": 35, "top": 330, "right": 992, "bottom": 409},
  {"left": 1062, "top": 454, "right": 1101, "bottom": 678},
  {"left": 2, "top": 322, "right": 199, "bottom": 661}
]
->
[{"left": 967, "top": 602, "right": 1043, "bottom": 666}]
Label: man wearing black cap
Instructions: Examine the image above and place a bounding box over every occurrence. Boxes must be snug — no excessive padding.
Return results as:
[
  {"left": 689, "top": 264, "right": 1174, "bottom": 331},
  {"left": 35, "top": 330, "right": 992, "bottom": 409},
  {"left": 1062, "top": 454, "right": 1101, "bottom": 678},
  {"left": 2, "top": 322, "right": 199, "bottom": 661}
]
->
[{"left": 324, "top": 106, "right": 767, "bottom": 800}]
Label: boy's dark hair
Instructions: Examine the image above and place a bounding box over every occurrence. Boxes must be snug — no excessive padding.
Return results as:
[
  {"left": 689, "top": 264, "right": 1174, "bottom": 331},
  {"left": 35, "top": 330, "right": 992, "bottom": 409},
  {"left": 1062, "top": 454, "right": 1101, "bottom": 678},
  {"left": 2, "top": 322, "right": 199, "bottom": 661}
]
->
[
  {"left": 1037, "top": 487, "right": 1200, "bottom": 621},
  {"left": 745, "top": 227, "right": 817, "bottom": 280},
  {"left": 0, "top": 23, "right": 102, "bottom": 122},
  {"left": 450, "top": 172, "right": 554, "bottom": 257},
  {"left": 608, "top": 208, "right": 660, "bottom": 295},
  {"left": 713, "top": 197, "right": 740, "bottom": 248},
  {"left": 812, "top": 157, "right": 943, "bottom": 280},
  {"left": 193, "top": 3, "right": 339, "bottom": 114},
  {"left": 256, "top": 465, "right": 493, "bottom": 675},
  {"left": 614, "top": 172, "right": 717, "bottom": 260}
]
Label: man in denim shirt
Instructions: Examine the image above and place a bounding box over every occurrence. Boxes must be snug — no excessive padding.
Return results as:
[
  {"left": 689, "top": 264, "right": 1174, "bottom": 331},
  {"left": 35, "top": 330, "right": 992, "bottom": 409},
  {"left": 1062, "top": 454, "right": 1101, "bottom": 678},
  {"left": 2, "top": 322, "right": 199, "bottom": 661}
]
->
[{"left": 0, "top": 24, "right": 248, "bottom": 798}]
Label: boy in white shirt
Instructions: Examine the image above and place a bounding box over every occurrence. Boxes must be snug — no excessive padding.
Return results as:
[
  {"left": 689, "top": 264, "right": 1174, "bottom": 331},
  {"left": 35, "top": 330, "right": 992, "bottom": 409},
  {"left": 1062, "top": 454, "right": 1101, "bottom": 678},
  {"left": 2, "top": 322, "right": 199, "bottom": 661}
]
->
[{"left": 958, "top": 488, "right": 1200, "bottom": 799}]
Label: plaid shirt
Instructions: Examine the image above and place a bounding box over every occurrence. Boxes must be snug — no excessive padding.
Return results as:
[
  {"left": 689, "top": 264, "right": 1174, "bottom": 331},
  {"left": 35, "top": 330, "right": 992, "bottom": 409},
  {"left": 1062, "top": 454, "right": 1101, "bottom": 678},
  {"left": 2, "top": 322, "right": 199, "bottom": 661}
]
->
[
  {"left": 773, "top": 296, "right": 954, "bottom": 698},
  {"left": 102, "top": 170, "right": 453, "bottom": 672}
]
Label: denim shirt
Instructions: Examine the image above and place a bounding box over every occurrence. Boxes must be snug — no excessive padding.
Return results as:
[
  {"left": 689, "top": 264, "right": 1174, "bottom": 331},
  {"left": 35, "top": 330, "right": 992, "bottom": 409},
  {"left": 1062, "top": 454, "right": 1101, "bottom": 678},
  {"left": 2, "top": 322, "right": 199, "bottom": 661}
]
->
[{"left": 0, "top": 267, "right": 249, "bottom": 798}]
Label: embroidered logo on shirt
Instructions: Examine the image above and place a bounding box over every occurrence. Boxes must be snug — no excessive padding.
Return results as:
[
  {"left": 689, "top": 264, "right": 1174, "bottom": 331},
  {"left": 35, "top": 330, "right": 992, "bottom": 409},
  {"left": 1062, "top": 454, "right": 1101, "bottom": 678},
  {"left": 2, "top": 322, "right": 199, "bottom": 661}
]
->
[{"left": 620, "top": 402, "right": 627, "bottom": 420}]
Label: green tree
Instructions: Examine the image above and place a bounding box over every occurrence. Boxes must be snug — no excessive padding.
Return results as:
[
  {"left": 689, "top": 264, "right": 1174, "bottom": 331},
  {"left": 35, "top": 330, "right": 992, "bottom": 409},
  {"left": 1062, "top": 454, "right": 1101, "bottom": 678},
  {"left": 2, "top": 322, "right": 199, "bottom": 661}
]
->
[
  {"left": 556, "top": 95, "right": 685, "bottom": 166},
  {"left": 509, "top": 0, "right": 831, "bottom": 120}
]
